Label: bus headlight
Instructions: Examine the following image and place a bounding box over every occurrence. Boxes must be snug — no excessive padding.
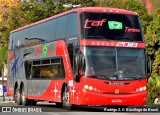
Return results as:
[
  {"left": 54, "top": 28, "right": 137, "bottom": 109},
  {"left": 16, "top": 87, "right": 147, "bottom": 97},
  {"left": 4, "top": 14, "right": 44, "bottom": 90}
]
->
[
  {"left": 89, "top": 86, "right": 93, "bottom": 90},
  {"left": 143, "top": 86, "right": 147, "bottom": 90},
  {"left": 83, "top": 85, "right": 101, "bottom": 92}
]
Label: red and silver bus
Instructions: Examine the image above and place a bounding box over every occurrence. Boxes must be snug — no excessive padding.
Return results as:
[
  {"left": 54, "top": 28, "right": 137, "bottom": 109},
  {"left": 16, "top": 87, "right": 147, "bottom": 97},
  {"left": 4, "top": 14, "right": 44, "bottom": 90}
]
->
[{"left": 7, "top": 7, "right": 151, "bottom": 109}]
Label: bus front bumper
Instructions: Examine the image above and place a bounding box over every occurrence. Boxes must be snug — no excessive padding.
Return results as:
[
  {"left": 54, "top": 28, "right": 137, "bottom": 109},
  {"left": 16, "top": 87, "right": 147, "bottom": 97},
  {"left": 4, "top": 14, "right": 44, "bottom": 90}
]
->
[{"left": 77, "top": 90, "right": 146, "bottom": 106}]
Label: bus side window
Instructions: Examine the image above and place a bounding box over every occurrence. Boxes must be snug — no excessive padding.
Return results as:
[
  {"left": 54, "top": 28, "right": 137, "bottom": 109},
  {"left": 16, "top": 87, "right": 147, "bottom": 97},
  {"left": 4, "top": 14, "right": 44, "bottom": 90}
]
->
[
  {"left": 25, "top": 60, "right": 32, "bottom": 79},
  {"left": 66, "top": 13, "right": 78, "bottom": 41},
  {"left": 67, "top": 44, "right": 74, "bottom": 67},
  {"left": 51, "top": 58, "right": 65, "bottom": 79},
  {"left": 55, "top": 15, "right": 67, "bottom": 40},
  {"left": 59, "top": 58, "right": 65, "bottom": 78},
  {"left": 73, "top": 47, "right": 80, "bottom": 82},
  {"left": 32, "top": 60, "right": 40, "bottom": 79}
]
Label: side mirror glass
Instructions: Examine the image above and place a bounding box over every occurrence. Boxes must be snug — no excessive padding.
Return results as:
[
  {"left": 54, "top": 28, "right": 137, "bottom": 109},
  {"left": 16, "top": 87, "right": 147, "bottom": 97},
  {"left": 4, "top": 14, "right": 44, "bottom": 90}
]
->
[{"left": 147, "top": 56, "right": 152, "bottom": 74}]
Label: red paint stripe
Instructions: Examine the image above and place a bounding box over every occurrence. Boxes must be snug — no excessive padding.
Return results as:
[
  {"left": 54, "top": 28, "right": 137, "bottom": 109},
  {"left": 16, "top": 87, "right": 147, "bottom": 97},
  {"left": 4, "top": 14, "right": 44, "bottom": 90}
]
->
[
  {"left": 80, "top": 40, "right": 145, "bottom": 48},
  {"left": 8, "top": 51, "right": 14, "bottom": 60}
]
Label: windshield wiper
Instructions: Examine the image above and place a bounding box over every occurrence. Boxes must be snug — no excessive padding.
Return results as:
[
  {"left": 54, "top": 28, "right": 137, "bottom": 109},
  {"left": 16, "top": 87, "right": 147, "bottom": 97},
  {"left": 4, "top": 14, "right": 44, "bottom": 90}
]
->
[
  {"left": 88, "top": 74, "right": 110, "bottom": 80},
  {"left": 126, "top": 75, "right": 146, "bottom": 80},
  {"left": 122, "top": 72, "right": 146, "bottom": 80},
  {"left": 109, "top": 72, "right": 146, "bottom": 80}
]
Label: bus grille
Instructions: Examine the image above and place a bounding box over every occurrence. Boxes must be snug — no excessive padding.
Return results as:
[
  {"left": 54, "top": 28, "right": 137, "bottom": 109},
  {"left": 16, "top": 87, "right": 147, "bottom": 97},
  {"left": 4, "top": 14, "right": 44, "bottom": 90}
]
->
[{"left": 104, "top": 82, "right": 131, "bottom": 85}]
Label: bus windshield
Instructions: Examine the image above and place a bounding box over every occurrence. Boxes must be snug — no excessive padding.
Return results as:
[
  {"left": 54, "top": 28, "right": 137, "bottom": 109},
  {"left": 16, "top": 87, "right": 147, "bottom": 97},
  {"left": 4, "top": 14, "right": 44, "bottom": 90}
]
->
[
  {"left": 80, "top": 12, "right": 143, "bottom": 42},
  {"left": 83, "top": 46, "right": 146, "bottom": 80}
]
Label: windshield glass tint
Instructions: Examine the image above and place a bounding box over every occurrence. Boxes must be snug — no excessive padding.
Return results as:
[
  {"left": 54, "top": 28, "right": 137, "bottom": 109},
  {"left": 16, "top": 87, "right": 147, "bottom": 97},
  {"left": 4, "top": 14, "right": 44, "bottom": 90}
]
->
[
  {"left": 83, "top": 46, "right": 146, "bottom": 80},
  {"left": 80, "top": 12, "right": 143, "bottom": 41}
]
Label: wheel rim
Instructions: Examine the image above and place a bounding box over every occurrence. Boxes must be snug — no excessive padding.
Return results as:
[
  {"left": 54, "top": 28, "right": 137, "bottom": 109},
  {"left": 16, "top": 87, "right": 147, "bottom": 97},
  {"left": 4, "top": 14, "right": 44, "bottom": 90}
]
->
[
  {"left": 63, "top": 90, "right": 70, "bottom": 107},
  {"left": 21, "top": 91, "right": 25, "bottom": 104},
  {"left": 16, "top": 89, "right": 20, "bottom": 104}
]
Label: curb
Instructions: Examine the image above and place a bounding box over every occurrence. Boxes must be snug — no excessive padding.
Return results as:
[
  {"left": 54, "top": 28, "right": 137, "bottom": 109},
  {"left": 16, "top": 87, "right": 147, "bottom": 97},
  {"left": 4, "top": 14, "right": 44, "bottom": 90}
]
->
[{"left": 0, "top": 101, "right": 15, "bottom": 104}]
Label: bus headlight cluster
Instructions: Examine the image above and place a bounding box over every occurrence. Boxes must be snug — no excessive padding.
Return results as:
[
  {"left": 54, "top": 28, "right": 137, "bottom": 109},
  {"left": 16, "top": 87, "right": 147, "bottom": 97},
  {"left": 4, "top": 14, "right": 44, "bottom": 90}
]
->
[
  {"left": 84, "top": 85, "right": 101, "bottom": 92},
  {"left": 134, "top": 86, "right": 147, "bottom": 92}
]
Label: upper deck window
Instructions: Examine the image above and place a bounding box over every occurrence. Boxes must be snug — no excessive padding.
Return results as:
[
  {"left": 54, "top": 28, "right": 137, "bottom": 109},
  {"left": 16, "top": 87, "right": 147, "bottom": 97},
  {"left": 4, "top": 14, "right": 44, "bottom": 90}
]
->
[{"left": 80, "top": 12, "right": 143, "bottom": 42}]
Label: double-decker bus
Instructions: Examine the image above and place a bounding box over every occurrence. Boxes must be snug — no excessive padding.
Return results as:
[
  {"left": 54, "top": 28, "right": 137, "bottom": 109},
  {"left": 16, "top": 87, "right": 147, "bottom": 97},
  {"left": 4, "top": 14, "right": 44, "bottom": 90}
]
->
[{"left": 7, "top": 7, "right": 151, "bottom": 109}]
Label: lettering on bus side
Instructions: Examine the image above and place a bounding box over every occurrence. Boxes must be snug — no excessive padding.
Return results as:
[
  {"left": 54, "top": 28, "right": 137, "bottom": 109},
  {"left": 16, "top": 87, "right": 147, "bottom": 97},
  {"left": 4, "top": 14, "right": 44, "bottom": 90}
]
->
[
  {"left": 116, "top": 42, "right": 138, "bottom": 48},
  {"left": 84, "top": 19, "right": 107, "bottom": 28}
]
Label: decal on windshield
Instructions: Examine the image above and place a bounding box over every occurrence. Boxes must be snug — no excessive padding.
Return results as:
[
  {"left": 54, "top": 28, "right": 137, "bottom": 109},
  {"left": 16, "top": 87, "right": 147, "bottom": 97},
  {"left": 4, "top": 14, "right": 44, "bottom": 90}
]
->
[
  {"left": 108, "top": 21, "right": 123, "bottom": 29},
  {"left": 125, "top": 27, "right": 140, "bottom": 33},
  {"left": 84, "top": 19, "right": 107, "bottom": 28}
]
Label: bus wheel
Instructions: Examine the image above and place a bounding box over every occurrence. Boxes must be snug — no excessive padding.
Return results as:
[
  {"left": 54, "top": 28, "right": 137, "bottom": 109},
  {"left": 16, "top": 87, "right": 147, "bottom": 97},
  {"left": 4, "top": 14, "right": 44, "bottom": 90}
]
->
[
  {"left": 62, "top": 87, "right": 75, "bottom": 110},
  {"left": 15, "top": 88, "right": 21, "bottom": 105},
  {"left": 21, "top": 86, "right": 31, "bottom": 106}
]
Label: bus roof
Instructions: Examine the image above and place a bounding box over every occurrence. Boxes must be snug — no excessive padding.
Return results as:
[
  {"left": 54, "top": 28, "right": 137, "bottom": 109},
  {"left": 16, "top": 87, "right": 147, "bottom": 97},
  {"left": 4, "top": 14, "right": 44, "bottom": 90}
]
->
[{"left": 11, "top": 7, "right": 138, "bottom": 33}]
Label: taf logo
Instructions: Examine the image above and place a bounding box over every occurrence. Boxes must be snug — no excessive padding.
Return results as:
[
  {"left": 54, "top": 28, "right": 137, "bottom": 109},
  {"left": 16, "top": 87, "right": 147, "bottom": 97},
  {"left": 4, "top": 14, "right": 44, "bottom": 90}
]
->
[{"left": 84, "top": 19, "right": 107, "bottom": 28}]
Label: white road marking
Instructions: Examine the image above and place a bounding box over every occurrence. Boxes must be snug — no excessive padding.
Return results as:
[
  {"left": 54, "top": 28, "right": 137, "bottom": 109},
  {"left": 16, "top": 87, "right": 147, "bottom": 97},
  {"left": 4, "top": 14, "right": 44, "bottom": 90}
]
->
[{"left": 47, "top": 112, "right": 60, "bottom": 115}]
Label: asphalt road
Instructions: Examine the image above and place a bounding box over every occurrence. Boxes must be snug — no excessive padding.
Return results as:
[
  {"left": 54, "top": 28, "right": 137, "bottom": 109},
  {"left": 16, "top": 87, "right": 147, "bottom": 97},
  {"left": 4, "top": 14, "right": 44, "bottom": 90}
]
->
[
  {"left": 0, "top": 101, "right": 109, "bottom": 112},
  {"left": 0, "top": 101, "right": 160, "bottom": 115}
]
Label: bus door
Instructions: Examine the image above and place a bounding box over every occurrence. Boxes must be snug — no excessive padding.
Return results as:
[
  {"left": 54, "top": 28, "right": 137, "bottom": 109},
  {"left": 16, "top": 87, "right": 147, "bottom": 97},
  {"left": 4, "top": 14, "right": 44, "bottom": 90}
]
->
[
  {"left": 30, "top": 59, "right": 52, "bottom": 99},
  {"left": 30, "top": 60, "right": 41, "bottom": 98},
  {"left": 67, "top": 43, "right": 81, "bottom": 100},
  {"left": 24, "top": 60, "right": 32, "bottom": 97}
]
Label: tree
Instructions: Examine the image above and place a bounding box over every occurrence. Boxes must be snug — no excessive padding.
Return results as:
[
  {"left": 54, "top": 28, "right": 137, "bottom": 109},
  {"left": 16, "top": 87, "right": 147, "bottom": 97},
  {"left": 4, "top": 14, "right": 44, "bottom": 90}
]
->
[
  {"left": 147, "top": 77, "right": 160, "bottom": 104},
  {"left": 0, "top": 0, "right": 20, "bottom": 38},
  {"left": 145, "top": 9, "right": 160, "bottom": 104},
  {"left": 124, "top": 0, "right": 152, "bottom": 34},
  {"left": 145, "top": 9, "right": 160, "bottom": 77},
  {"left": 0, "top": 44, "right": 8, "bottom": 70},
  {"left": 0, "top": 0, "right": 20, "bottom": 69}
]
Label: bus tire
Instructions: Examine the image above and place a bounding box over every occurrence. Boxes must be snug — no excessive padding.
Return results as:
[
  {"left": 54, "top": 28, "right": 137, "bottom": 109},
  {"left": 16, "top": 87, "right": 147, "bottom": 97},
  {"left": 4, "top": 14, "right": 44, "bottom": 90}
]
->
[
  {"left": 21, "top": 86, "right": 31, "bottom": 106},
  {"left": 62, "top": 87, "right": 75, "bottom": 110},
  {"left": 15, "top": 87, "right": 21, "bottom": 105}
]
